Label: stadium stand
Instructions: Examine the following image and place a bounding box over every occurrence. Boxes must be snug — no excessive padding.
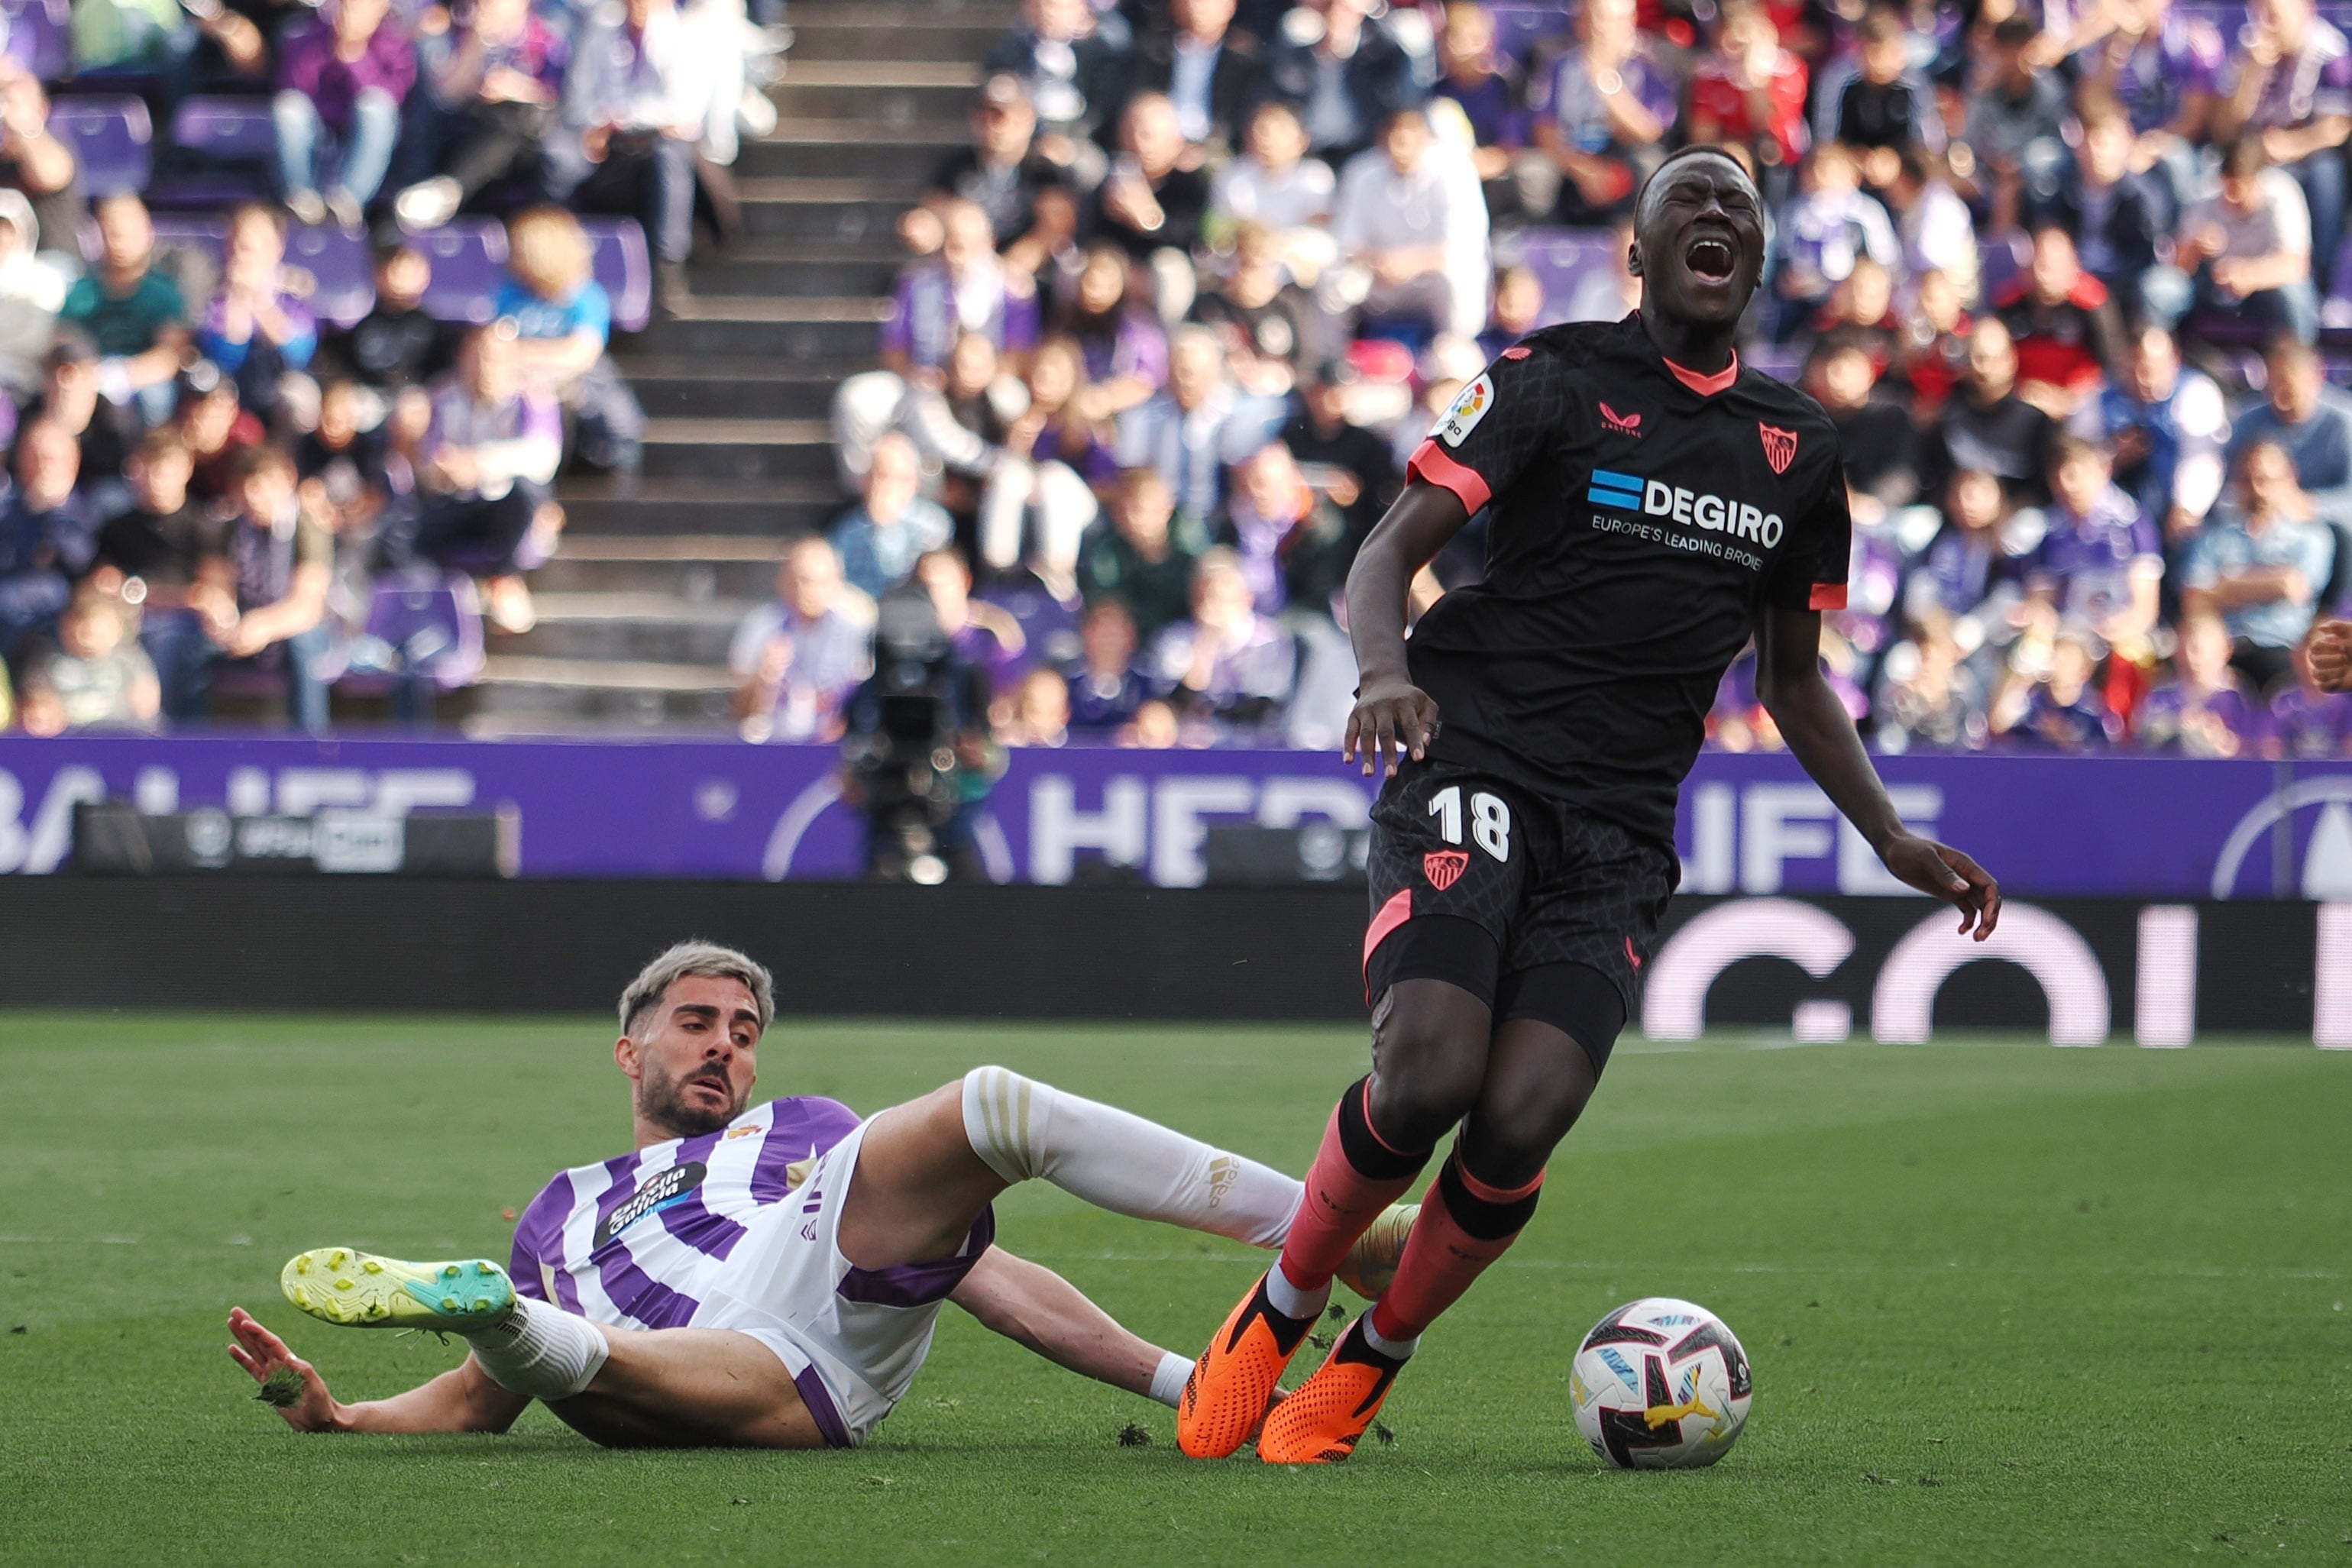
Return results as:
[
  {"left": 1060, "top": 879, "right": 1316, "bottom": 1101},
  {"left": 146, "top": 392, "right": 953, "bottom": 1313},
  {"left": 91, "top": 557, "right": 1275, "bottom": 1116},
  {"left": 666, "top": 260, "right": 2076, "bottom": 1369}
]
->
[{"left": 2, "top": 0, "right": 2351, "bottom": 758}]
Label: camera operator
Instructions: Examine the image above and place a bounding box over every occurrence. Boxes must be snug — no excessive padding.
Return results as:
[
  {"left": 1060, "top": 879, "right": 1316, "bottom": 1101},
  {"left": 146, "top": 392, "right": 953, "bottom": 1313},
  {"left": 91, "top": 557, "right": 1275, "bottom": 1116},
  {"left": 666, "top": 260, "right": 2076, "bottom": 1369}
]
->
[{"left": 840, "top": 581, "right": 1001, "bottom": 884}]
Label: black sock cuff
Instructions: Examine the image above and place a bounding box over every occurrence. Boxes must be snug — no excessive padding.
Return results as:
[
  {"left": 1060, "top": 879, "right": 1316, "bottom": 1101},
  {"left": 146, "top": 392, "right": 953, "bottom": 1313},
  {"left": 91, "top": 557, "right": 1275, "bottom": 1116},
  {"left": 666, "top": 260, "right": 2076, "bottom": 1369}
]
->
[
  {"left": 1436, "top": 1152, "right": 1542, "bottom": 1242},
  {"left": 1336, "top": 1075, "right": 1432, "bottom": 1182}
]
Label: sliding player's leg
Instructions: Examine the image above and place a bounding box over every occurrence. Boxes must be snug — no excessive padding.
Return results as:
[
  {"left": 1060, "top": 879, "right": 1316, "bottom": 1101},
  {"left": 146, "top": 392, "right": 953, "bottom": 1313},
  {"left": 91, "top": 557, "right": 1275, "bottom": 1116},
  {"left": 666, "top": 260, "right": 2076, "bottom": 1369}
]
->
[
  {"left": 1179, "top": 975, "right": 1490, "bottom": 1459},
  {"left": 1259, "top": 968, "right": 1616, "bottom": 1463},
  {"left": 275, "top": 1246, "right": 820, "bottom": 1447},
  {"left": 843, "top": 1066, "right": 1357, "bottom": 1269}
]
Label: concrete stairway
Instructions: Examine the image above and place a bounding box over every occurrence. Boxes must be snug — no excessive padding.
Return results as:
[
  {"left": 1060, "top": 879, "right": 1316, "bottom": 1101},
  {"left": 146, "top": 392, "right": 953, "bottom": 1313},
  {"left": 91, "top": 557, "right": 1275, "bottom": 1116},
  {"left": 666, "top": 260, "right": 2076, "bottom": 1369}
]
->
[{"left": 473, "top": 1, "right": 1011, "bottom": 735}]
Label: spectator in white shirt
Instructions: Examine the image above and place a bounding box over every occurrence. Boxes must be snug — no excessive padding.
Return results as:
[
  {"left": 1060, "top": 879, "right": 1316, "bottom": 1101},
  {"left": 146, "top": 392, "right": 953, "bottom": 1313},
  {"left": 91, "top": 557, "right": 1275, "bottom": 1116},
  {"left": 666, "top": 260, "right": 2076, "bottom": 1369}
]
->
[
  {"left": 730, "top": 536, "right": 875, "bottom": 742},
  {"left": 2145, "top": 135, "right": 2321, "bottom": 344},
  {"left": 557, "top": 0, "right": 705, "bottom": 297},
  {"left": 1322, "top": 107, "right": 1476, "bottom": 344},
  {"left": 1209, "top": 101, "right": 1338, "bottom": 283}
]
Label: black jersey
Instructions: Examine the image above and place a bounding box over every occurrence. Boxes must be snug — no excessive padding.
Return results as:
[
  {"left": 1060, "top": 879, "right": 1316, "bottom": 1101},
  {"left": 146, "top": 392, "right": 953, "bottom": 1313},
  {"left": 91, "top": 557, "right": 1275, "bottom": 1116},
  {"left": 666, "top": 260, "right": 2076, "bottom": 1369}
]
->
[{"left": 1402, "top": 314, "right": 1851, "bottom": 851}]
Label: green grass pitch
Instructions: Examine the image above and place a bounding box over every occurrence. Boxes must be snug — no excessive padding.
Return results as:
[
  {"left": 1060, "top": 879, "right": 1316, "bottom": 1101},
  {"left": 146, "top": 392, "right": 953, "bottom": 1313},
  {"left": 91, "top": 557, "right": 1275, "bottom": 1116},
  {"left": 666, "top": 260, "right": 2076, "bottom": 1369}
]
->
[{"left": 4, "top": 1011, "right": 2350, "bottom": 1564}]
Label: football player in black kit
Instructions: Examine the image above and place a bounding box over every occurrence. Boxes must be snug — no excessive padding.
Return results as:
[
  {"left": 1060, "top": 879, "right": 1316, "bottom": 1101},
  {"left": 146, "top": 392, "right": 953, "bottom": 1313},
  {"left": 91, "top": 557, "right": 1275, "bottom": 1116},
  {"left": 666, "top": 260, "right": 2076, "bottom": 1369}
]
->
[{"left": 1180, "top": 144, "right": 2005, "bottom": 1466}]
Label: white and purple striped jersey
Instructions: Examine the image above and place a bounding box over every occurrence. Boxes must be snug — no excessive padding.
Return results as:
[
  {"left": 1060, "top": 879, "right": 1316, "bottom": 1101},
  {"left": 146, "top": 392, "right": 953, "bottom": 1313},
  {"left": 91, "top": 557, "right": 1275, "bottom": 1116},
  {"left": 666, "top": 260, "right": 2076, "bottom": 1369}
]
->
[{"left": 509, "top": 1096, "right": 864, "bottom": 1330}]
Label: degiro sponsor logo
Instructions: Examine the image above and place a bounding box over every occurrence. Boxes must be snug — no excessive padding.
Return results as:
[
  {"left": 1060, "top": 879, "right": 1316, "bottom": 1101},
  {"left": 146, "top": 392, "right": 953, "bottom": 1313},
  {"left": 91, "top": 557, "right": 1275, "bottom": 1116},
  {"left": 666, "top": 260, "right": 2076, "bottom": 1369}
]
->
[{"left": 1586, "top": 467, "right": 1784, "bottom": 548}]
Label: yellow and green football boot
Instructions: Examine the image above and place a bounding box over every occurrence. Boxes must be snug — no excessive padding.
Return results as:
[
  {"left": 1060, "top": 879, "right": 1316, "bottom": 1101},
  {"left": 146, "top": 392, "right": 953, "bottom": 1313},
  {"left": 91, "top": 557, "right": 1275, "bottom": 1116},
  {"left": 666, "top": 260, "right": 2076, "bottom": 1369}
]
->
[
  {"left": 280, "top": 1246, "right": 516, "bottom": 1329},
  {"left": 1335, "top": 1202, "right": 1419, "bottom": 1301}
]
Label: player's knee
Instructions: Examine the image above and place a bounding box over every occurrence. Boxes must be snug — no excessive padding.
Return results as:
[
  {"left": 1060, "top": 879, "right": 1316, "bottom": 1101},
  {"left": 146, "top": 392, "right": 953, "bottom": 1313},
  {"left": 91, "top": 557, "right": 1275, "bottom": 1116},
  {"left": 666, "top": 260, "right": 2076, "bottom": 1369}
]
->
[
  {"left": 1366, "top": 1048, "right": 1483, "bottom": 1150},
  {"left": 960, "top": 1064, "right": 1044, "bottom": 1183},
  {"left": 1462, "top": 1080, "right": 1590, "bottom": 1188}
]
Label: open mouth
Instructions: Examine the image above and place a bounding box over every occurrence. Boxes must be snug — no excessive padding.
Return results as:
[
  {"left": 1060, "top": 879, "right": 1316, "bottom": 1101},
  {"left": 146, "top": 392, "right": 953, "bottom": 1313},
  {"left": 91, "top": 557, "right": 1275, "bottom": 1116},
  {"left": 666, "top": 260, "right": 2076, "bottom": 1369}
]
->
[
  {"left": 1684, "top": 235, "right": 1736, "bottom": 284},
  {"left": 686, "top": 1075, "right": 730, "bottom": 1100}
]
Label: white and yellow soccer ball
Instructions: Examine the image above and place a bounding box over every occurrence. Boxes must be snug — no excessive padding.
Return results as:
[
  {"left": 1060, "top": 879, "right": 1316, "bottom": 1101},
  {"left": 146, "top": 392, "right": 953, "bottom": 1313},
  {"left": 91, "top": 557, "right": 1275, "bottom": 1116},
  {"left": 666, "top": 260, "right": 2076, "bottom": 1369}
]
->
[{"left": 1569, "top": 1298, "right": 1753, "bottom": 1469}]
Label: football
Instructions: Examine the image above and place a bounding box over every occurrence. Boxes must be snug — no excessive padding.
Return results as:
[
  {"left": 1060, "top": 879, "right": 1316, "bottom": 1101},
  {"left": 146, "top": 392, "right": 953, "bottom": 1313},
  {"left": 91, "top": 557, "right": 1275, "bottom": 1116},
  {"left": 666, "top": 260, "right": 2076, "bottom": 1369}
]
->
[{"left": 1570, "top": 1298, "right": 1754, "bottom": 1469}]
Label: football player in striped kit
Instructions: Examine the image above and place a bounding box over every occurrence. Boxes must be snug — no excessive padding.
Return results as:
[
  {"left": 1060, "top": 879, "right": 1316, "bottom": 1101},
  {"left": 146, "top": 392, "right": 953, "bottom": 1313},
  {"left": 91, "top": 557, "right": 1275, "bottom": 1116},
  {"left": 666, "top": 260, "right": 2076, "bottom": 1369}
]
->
[{"left": 230, "top": 942, "right": 1406, "bottom": 1449}]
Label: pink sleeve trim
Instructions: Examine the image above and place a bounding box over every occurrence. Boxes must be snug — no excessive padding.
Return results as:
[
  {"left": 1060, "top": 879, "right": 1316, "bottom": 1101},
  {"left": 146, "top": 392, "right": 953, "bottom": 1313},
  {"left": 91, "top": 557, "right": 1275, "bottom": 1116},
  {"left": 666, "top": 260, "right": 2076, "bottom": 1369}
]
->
[
  {"left": 1407, "top": 440, "right": 1493, "bottom": 515},
  {"left": 1808, "top": 583, "right": 1848, "bottom": 610}
]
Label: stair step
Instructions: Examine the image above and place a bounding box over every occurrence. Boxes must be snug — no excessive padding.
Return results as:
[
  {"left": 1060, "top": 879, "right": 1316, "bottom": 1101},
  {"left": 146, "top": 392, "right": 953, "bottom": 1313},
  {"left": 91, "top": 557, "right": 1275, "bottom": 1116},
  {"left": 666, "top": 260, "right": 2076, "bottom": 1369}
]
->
[
  {"left": 629, "top": 299, "right": 888, "bottom": 358},
  {"left": 556, "top": 476, "right": 848, "bottom": 535},
  {"left": 738, "top": 196, "right": 917, "bottom": 242},
  {"left": 735, "top": 176, "right": 929, "bottom": 202},
  {"left": 765, "top": 118, "right": 972, "bottom": 144},
  {"left": 493, "top": 593, "right": 759, "bottom": 663},
  {"left": 783, "top": 20, "right": 1008, "bottom": 59},
  {"left": 769, "top": 77, "right": 982, "bottom": 120},
  {"left": 534, "top": 537, "right": 794, "bottom": 597},
  {"left": 735, "top": 137, "right": 965, "bottom": 180},
  {"left": 684, "top": 254, "right": 901, "bottom": 296},
  {"left": 477, "top": 655, "right": 738, "bottom": 726},
  {"left": 775, "top": 60, "right": 985, "bottom": 87},
  {"left": 640, "top": 417, "right": 835, "bottom": 481},
  {"left": 785, "top": 0, "right": 1017, "bottom": 27},
  {"left": 622, "top": 360, "right": 857, "bottom": 418}
]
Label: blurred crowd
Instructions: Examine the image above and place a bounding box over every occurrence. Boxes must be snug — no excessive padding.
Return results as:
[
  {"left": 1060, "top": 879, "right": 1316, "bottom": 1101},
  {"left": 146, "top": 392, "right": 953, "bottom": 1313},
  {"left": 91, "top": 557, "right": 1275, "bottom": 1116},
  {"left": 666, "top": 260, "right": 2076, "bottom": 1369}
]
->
[
  {"left": 0, "top": 0, "right": 785, "bottom": 732},
  {"left": 766, "top": 0, "right": 2352, "bottom": 759}
]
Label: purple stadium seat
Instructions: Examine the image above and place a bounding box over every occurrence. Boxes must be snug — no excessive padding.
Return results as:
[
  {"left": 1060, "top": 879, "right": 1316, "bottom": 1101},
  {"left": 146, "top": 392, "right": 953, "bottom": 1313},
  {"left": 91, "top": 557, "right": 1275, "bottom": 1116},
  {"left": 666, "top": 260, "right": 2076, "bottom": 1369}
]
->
[
  {"left": 287, "top": 224, "right": 374, "bottom": 328},
  {"left": 416, "top": 220, "right": 511, "bottom": 324},
  {"left": 148, "top": 95, "right": 275, "bottom": 206},
  {"left": 4, "top": 0, "right": 71, "bottom": 82},
  {"left": 1505, "top": 225, "right": 1619, "bottom": 326},
  {"left": 577, "top": 216, "right": 651, "bottom": 333},
  {"left": 341, "top": 572, "right": 487, "bottom": 694},
  {"left": 171, "top": 95, "right": 276, "bottom": 161},
  {"left": 47, "top": 95, "right": 153, "bottom": 198}
]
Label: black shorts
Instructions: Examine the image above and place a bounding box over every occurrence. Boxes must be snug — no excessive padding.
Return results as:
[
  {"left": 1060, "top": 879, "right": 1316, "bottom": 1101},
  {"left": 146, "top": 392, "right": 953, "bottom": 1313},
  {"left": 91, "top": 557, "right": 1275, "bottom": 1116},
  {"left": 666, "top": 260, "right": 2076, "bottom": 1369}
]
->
[{"left": 1361, "top": 762, "right": 1677, "bottom": 1069}]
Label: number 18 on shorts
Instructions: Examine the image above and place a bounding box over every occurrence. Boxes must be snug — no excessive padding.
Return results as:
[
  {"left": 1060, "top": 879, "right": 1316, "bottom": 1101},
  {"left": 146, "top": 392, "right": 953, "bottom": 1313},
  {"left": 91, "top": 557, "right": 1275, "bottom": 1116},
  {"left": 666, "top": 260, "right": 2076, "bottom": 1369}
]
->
[{"left": 1360, "top": 764, "right": 1677, "bottom": 1039}]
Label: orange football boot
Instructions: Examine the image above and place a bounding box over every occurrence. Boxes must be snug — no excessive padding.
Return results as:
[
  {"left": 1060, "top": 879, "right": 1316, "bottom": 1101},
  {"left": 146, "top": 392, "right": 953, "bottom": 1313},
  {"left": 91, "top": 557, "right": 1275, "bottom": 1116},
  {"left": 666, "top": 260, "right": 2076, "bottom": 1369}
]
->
[
  {"left": 1177, "top": 1271, "right": 1315, "bottom": 1458},
  {"left": 1255, "top": 1314, "right": 1406, "bottom": 1464}
]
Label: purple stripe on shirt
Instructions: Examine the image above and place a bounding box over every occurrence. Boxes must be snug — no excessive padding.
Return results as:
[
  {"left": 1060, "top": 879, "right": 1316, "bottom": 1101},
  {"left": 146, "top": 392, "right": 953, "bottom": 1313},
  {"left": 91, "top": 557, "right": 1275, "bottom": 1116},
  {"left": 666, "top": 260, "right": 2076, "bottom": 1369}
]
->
[
  {"left": 586, "top": 1150, "right": 702, "bottom": 1327},
  {"left": 508, "top": 1171, "right": 576, "bottom": 1307},
  {"left": 793, "top": 1363, "right": 854, "bottom": 1448},
  {"left": 749, "top": 1098, "right": 863, "bottom": 1204},
  {"left": 836, "top": 1205, "right": 997, "bottom": 1308},
  {"left": 656, "top": 1130, "right": 750, "bottom": 1262}
]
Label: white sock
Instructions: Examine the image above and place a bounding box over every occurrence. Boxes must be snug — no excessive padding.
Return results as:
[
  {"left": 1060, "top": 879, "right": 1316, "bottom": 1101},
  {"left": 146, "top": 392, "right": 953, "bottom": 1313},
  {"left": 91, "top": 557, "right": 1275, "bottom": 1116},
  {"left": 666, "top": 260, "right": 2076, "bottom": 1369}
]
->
[
  {"left": 1360, "top": 1316, "right": 1419, "bottom": 1361},
  {"left": 462, "top": 1297, "right": 610, "bottom": 1401},
  {"left": 1148, "top": 1350, "right": 1192, "bottom": 1408},
  {"left": 961, "top": 1065, "right": 1303, "bottom": 1248},
  {"left": 1262, "top": 1261, "right": 1329, "bottom": 1323}
]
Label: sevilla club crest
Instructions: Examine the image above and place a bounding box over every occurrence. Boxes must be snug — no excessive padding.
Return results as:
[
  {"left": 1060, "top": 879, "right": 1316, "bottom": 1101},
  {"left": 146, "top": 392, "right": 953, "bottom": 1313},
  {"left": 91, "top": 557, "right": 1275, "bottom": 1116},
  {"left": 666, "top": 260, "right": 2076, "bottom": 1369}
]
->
[
  {"left": 1758, "top": 423, "right": 1797, "bottom": 475},
  {"left": 1423, "top": 849, "right": 1470, "bottom": 891}
]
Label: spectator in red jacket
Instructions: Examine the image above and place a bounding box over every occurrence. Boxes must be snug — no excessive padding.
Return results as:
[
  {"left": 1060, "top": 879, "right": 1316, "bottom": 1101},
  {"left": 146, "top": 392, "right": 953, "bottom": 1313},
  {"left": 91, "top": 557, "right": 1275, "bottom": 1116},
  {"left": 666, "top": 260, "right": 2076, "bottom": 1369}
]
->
[{"left": 1995, "top": 226, "right": 2126, "bottom": 421}]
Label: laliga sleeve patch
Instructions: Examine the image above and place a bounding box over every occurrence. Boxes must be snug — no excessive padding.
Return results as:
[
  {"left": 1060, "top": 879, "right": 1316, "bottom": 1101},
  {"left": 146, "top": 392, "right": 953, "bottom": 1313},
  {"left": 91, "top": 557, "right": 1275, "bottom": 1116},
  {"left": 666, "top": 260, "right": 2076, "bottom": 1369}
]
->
[{"left": 1439, "top": 374, "right": 1495, "bottom": 447}]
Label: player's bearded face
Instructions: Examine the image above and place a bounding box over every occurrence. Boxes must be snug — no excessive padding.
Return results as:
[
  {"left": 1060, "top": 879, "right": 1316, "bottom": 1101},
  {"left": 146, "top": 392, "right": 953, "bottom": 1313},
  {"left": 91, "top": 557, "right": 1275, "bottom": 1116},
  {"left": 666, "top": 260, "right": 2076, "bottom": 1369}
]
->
[
  {"left": 639, "top": 1051, "right": 751, "bottom": 1136},
  {"left": 1631, "top": 159, "right": 1767, "bottom": 326}
]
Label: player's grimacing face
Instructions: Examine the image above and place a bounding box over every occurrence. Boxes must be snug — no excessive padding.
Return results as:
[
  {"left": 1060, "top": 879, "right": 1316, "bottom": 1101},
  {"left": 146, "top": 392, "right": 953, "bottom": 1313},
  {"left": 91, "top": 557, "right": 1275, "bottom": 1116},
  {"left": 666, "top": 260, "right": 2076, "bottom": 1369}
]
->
[
  {"left": 623, "top": 975, "right": 762, "bottom": 1136},
  {"left": 1631, "top": 157, "right": 1766, "bottom": 326}
]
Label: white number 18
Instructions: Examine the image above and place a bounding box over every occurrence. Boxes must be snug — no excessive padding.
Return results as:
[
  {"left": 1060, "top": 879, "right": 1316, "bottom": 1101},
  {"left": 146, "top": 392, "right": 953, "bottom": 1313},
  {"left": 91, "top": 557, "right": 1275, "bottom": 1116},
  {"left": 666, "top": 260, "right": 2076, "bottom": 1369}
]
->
[{"left": 1428, "top": 785, "right": 1512, "bottom": 862}]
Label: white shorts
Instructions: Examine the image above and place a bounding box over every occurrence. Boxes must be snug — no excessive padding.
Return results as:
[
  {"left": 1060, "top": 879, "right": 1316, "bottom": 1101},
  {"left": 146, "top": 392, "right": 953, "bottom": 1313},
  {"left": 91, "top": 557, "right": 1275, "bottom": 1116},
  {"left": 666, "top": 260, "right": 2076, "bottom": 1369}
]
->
[{"left": 687, "top": 1119, "right": 996, "bottom": 1447}]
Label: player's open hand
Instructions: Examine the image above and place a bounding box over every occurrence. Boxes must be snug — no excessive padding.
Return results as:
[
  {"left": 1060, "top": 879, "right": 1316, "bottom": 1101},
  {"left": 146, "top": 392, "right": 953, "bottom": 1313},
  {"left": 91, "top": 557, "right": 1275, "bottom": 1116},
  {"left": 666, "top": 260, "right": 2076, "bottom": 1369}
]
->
[
  {"left": 227, "top": 1306, "right": 344, "bottom": 1432},
  {"left": 1344, "top": 678, "right": 1441, "bottom": 778},
  {"left": 2312, "top": 619, "right": 2351, "bottom": 693},
  {"left": 1881, "top": 834, "right": 2002, "bottom": 941}
]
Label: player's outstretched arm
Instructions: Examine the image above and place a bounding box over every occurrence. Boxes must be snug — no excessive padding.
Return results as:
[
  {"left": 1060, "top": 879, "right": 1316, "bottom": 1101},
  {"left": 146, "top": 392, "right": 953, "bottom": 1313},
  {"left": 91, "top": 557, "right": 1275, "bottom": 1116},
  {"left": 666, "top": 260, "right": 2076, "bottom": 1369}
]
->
[
  {"left": 949, "top": 1247, "right": 1179, "bottom": 1401},
  {"left": 1342, "top": 481, "right": 1470, "bottom": 777},
  {"left": 1757, "top": 607, "right": 2002, "bottom": 939},
  {"left": 2314, "top": 620, "right": 2352, "bottom": 693},
  {"left": 227, "top": 1306, "right": 530, "bottom": 1434}
]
